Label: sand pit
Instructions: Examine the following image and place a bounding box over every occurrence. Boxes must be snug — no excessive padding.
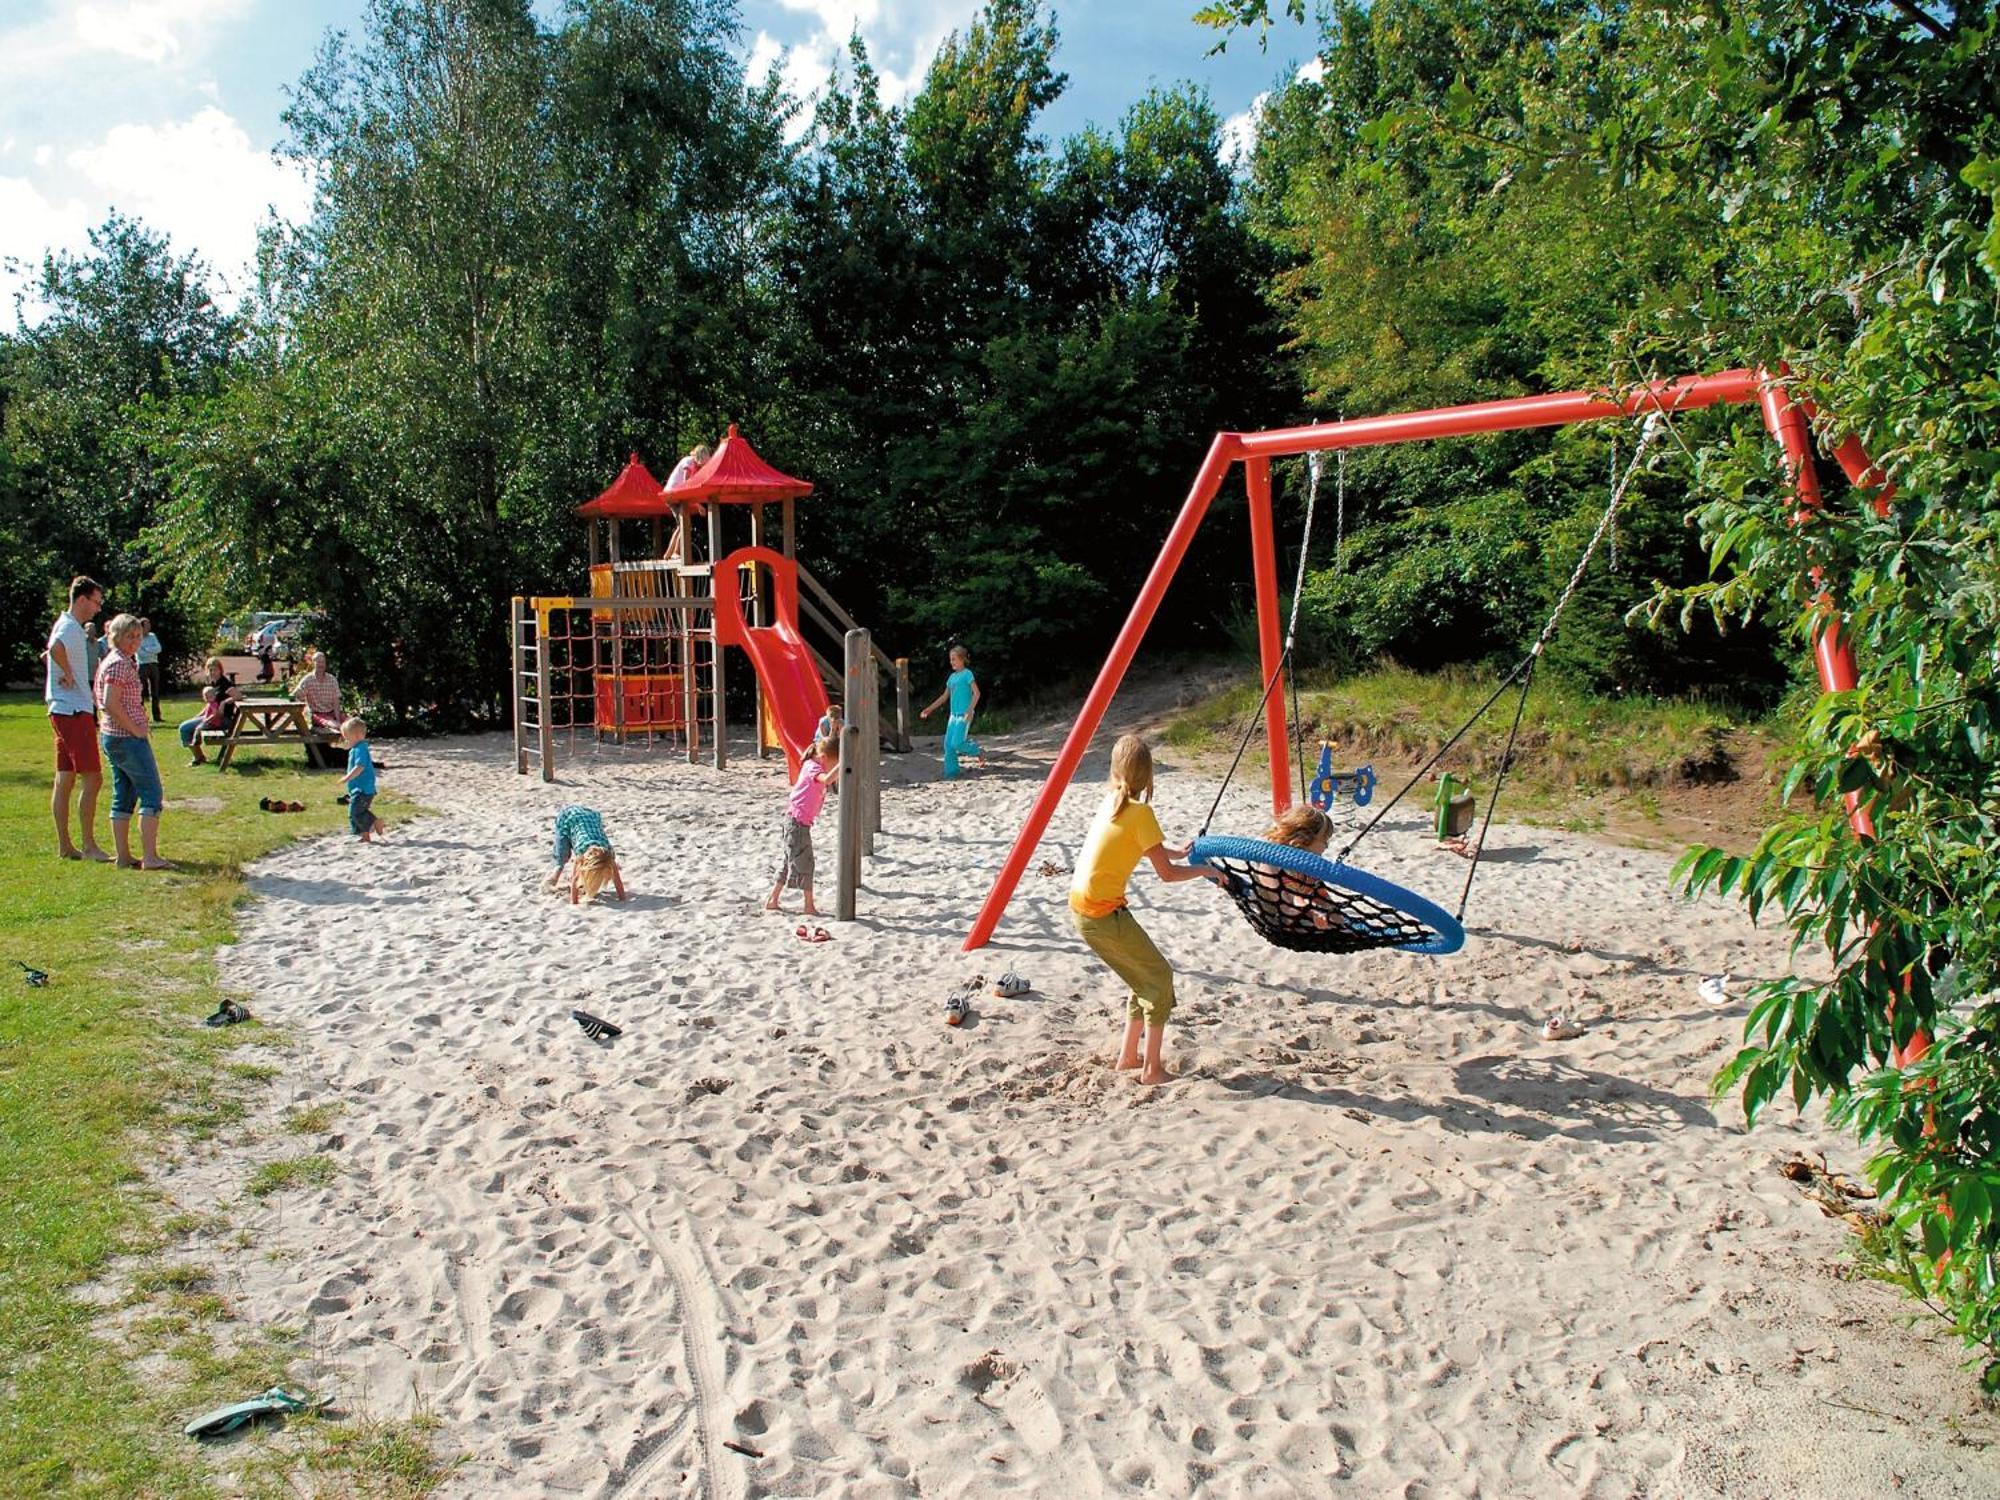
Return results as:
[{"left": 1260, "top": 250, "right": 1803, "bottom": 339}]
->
[{"left": 172, "top": 724, "right": 2000, "bottom": 1497}]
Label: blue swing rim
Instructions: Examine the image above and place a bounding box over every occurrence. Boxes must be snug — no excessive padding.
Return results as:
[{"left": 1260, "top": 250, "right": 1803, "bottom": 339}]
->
[{"left": 1189, "top": 834, "right": 1466, "bottom": 956}]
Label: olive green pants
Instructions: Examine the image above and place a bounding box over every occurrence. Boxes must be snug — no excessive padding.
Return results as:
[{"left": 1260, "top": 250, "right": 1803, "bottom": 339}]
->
[{"left": 1073, "top": 906, "right": 1176, "bottom": 1026}]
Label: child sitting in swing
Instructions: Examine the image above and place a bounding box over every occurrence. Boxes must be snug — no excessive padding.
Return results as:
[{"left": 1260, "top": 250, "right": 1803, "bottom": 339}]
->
[{"left": 1254, "top": 804, "right": 1338, "bottom": 931}]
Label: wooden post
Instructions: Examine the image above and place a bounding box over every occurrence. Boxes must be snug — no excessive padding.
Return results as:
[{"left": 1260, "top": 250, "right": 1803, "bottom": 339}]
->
[
  {"left": 782, "top": 497, "right": 795, "bottom": 559},
  {"left": 861, "top": 634, "right": 880, "bottom": 848},
  {"left": 680, "top": 574, "right": 698, "bottom": 764},
  {"left": 511, "top": 597, "right": 528, "bottom": 776},
  {"left": 843, "top": 629, "right": 869, "bottom": 856},
  {"left": 894, "top": 658, "right": 912, "bottom": 753},
  {"left": 835, "top": 721, "right": 862, "bottom": 921},
  {"left": 709, "top": 504, "right": 727, "bottom": 769},
  {"left": 535, "top": 604, "right": 554, "bottom": 784},
  {"left": 751, "top": 504, "right": 768, "bottom": 760}
]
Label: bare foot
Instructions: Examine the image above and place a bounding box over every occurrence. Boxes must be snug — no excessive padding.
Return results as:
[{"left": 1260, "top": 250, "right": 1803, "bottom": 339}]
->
[
  {"left": 1137, "top": 1066, "right": 1172, "bottom": 1086},
  {"left": 81, "top": 847, "right": 113, "bottom": 863},
  {"left": 139, "top": 858, "right": 174, "bottom": 871},
  {"left": 58, "top": 847, "right": 81, "bottom": 861},
  {"left": 1113, "top": 1054, "right": 1141, "bottom": 1071},
  {"left": 117, "top": 859, "right": 140, "bottom": 870},
  {"left": 763, "top": 901, "right": 784, "bottom": 913}
]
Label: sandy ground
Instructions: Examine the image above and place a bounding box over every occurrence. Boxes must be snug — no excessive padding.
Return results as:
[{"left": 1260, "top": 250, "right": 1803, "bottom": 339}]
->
[{"left": 161, "top": 710, "right": 2000, "bottom": 1499}]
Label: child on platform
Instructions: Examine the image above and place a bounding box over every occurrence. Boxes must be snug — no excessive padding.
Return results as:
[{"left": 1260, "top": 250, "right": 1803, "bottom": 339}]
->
[
  {"left": 920, "top": 645, "right": 981, "bottom": 778},
  {"left": 340, "top": 717, "right": 386, "bottom": 841},
  {"left": 765, "top": 733, "right": 841, "bottom": 917},
  {"left": 543, "top": 804, "right": 625, "bottom": 904},
  {"left": 1069, "top": 734, "right": 1223, "bottom": 1085},
  {"left": 814, "top": 700, "right": 843, "bottom": 746}
]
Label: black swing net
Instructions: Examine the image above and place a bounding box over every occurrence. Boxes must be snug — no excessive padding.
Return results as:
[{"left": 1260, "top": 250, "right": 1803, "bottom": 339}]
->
[{"left": 1190, "top": 413, "right": 1666, "bottom": 958}]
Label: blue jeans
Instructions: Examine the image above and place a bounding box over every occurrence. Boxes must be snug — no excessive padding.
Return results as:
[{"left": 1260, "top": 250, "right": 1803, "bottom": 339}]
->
[
  {"left": 178, "top": 715, "right": 207, "bottom": 749},
  {"left": 348, "top": 792, "right": 375, "bottom": 836},
  {"left": 101, "top": 734, "right": 163, "bottom": 818}
]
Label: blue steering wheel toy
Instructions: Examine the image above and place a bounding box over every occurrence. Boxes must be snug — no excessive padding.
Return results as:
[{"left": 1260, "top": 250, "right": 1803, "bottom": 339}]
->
[{"left": 1308, "top": 740, "right": 1376, "bottom": 811}]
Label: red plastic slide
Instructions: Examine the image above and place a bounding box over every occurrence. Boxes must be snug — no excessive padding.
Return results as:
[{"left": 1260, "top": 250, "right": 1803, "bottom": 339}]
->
[{"left": 711, "top": 546, "right": 831, "bottom": 780}]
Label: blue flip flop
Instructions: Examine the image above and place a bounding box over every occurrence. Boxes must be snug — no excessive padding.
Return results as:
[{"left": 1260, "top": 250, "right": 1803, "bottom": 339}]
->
[{"left": 184, "top": 1386, "right": 317, "bottom": 1440}]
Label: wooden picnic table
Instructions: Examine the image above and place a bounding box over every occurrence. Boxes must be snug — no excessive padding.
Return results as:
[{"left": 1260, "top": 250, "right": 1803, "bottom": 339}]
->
[{"left": 207, "top": 698, "right": 333, "bottom": 770}]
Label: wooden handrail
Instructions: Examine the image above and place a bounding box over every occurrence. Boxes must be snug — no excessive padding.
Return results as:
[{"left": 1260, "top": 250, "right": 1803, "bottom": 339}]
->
[{"left": 796, "top": 560, "right": 898, "bottom": 675}]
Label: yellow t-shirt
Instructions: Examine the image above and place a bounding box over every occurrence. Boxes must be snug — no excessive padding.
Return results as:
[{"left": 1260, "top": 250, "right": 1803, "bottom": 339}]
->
[{"left": 1068, "top": 796, "right": 1165, "bottom": 918}]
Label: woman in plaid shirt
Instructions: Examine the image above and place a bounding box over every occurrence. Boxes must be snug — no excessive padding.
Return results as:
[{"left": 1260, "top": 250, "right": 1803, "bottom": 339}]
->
[{"left": 95, "top": 614, "right": 173, "bottom": 869}]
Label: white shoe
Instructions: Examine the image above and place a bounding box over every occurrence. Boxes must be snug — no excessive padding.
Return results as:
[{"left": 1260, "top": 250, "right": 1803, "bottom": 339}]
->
[
  {"left": 1698, "top": 974, "right": 1730, "bottom": 1007},
  {"left": 1542, "top": 1014, "right": 1585, "bottom": 1041}
]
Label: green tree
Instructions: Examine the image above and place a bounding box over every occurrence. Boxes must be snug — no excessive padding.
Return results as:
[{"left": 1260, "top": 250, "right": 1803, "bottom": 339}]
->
[
  {"left": 2, "top": 214, "right": 236, "bottom": 674},
  {"left": 1218, "top": 0, "right": 2000, "bottom": 1381}
]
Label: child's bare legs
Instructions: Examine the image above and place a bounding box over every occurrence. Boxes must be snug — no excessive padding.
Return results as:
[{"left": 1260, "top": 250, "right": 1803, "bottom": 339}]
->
[
  {"left": 763, "top": 877, "right": 785, "bottom": 912},
  {"left": 800, "top": 881, "right": 819, "bottom": 917},
  {"left": 1112, "top": 1014, "right": 1171, "bottom": 1084},
  {"left": 1114, "top": 1013, "right": 1144, "bottom": 1070}
]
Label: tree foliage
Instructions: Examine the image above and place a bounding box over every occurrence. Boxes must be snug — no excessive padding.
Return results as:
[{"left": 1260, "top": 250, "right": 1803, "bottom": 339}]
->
[{"left": 1221, "top": 0, "right": 2000, "bottom": 1381}]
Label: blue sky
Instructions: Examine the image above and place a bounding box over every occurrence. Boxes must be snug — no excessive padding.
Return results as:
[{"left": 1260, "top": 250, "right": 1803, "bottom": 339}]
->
[{"left": 0, "top": 1, "right": 1316, "bottom": 316}]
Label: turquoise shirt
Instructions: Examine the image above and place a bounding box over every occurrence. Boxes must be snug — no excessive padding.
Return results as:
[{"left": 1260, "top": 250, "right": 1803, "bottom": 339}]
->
[
  {"left": 554, "top": 804, "right": 611, "bottom": 854},
  {"left": 346, "top": 741, "right": 378, "bottom": 796},
  {"left": 947, "top": 668, "right": 977, "bottom": 717}
]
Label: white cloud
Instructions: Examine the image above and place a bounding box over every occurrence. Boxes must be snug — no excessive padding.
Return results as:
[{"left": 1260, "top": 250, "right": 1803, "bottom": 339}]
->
[
  {"left": 752, "top": 0, "right": 975, "bottom": 112},
  {"left": 774, "top": 0, "right": 883, "bottom": 32},
  {"left": 1220, "top": 56, "right": 1326, "bottom": 169},
  {"left": 747, "top": 27, "right": 840, "bottom": 138},
  {"left": 1221, "top": 90, "right": 1266, "bottom": 168},
  {"left": 71, "top": 0, "right": 250, "bottom": 66},
  {"left": 0, "top": 173, "right": 93, "bottom": 286},
  {"left": 67, "top": 105, "right": 313, "bottom": 269},
  {"left": 3, "top": 105, "right": 313, "bottom": 316}
]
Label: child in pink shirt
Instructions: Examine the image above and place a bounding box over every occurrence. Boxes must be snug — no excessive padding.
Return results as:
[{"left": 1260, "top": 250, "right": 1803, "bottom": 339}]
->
[{"left": 764, "top": 734, "right": 842, "bottom": 916}]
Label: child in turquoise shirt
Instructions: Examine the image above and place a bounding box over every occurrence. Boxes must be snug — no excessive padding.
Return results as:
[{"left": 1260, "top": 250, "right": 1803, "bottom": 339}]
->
[
  {"left": 341, "top": 717, "right": 385, "bottom": 841},
  {"left": 920, "top": 645, "right": 982, "bottom": 779}
]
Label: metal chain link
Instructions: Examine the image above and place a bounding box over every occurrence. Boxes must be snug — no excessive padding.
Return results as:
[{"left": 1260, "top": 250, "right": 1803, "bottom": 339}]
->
[{"left": 1534, "top": 412, "right": 1662, "bottom": 656}]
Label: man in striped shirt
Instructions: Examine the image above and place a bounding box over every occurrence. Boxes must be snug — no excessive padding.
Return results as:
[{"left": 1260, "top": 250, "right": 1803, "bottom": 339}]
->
[{"left": 295, "top": 651, "right": 343, "bottom": 728}]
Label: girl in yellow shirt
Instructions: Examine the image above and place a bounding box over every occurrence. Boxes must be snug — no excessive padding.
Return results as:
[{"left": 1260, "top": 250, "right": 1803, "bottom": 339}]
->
[{"left": 1069, "top": 734, "right": 1223, "bottom": 1084}]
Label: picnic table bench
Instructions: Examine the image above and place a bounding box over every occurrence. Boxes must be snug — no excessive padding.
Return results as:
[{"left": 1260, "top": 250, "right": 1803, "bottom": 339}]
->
[{"left": 201, "top": 698, "right": 338, "bottom": 770}]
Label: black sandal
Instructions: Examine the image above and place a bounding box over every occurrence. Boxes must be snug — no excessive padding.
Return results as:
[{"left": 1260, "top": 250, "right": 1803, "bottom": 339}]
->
[{"left": 572, "top": 1009, "right": 623, "bottom": 1042}]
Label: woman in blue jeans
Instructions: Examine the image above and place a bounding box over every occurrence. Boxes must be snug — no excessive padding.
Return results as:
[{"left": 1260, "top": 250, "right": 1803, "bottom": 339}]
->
[
  {"left": 97, "top": 614, "right": 173, "bottom": 869},
  {"left": 178, "top": 656, "right": 240, "bottom": 765}
]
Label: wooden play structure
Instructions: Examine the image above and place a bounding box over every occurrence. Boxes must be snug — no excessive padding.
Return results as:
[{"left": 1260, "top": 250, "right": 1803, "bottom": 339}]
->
[{"left": 511, "top": 428, "right": 912, "bottom": 784}]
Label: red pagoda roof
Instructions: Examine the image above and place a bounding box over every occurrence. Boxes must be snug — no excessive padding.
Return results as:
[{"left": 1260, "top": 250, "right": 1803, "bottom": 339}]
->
[
  {"left": 666, "top": 425, "right": 813, "bottom": 504},
  {"left": 578, "top": 454, "right": 676, "bottom": 519}
]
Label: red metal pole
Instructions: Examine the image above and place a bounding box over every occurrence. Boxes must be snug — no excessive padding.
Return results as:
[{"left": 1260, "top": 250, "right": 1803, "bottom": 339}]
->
[
  {"left": 962, "top": 434, "right": 1242, "bottom": 951},
  {"left": 1786, "top": 395, "right": 1925, "bottom": 1068},
  {"left": 1244, "top": 457, "right": 1292, "bottom": 818},
  {"left": 1234, "top": 370, "right": 1763, "bottom": 460}
]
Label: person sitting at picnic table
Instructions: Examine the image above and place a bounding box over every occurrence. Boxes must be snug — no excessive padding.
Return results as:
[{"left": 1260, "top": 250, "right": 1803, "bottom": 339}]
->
[
  {"left": 179, "top": 657, "right": 242, "bottom": 766},
  {"left": 294, "top": 651, "right": 343, "bottom": 728}
]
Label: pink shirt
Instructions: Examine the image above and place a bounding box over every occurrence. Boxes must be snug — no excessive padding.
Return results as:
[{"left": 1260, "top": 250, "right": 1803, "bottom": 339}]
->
[
  {"left": 95, "top": 650, "right": 145, "bottom": 737},
  {"left": 788, "top": 759, "right": 829, "bottom": 825}
]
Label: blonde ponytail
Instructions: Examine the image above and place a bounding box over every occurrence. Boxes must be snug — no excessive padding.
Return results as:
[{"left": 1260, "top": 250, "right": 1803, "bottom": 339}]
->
[{"left": 1107, "top": 734, "right": 1154, "bottom": 818}]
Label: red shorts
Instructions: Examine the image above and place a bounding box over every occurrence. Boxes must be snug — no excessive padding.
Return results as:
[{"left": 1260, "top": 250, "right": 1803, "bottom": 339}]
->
[{"left": 51, "top": 712, "right": 101, "bottom": 775}]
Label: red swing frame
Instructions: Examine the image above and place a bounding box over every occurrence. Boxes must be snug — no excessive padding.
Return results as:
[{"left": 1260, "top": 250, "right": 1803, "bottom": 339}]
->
[{"left": 963, "top": 366, "right": 1900, "bottom": 1049}]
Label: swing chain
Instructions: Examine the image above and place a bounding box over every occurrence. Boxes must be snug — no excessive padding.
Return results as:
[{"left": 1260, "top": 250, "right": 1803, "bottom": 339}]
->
[{"left": 1533, "top": 411, "right": 1662, "bottom": 658}]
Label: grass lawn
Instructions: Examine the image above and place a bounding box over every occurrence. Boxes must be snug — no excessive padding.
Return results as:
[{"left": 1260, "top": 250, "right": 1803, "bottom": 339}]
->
[
  {"left": 1162, "top": 663, "right": 1781, "bottom": 841},
  {"left": 0, "top": 692, "right": 443, "bottom": 1496}
]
